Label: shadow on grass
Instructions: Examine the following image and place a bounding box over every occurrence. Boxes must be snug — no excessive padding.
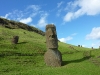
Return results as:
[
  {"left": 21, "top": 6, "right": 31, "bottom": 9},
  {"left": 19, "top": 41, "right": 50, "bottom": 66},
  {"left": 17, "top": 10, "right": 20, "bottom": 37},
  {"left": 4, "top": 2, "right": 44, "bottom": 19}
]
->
[
  {"left": 62, "top": 56, "right": 93, "bottom": 66},
  {"left": 18, "top": 42, "right": 28, "bottom": 44}
]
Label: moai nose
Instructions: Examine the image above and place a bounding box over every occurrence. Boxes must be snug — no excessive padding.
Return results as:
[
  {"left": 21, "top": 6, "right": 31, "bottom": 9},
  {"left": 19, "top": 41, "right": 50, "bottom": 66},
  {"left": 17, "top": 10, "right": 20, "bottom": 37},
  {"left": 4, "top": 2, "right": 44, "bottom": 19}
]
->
[{"left": 49, "top": 28, "right": 56, "bottom": 38}]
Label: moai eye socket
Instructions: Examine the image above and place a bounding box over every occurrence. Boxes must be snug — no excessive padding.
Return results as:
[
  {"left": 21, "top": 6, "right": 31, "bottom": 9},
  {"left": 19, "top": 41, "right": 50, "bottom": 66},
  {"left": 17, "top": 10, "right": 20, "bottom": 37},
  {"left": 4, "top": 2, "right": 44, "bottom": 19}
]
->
[
  {"left": 52, "top": 35, "right": 55, "bottom": 38},
  {"left": 49, "top": 35, "right": 55, "bottom": 38}
]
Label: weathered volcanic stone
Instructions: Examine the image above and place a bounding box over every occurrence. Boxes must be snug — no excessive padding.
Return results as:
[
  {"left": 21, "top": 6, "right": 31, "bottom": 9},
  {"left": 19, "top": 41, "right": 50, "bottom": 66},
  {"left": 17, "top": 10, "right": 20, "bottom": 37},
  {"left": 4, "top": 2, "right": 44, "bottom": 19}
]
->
[
  {"left": 44, "top": 49, "right": 62, "bottom": 67},
  {"left": 45, "top": 25, "right": 58, "bottom": 49},
  {"left": 44, "top": 24, "right": 62, "bottom": 67},
  {"left": 12, "top": 36, "right": 19, "bottom": 44}
]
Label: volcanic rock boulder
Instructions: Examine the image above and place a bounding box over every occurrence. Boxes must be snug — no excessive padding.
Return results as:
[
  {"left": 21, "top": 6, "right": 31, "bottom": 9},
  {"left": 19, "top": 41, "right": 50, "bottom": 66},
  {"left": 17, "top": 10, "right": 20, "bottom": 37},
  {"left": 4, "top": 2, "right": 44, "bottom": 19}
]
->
[{"left": 44, "top": 24, "right": 62, "bottom": 67}]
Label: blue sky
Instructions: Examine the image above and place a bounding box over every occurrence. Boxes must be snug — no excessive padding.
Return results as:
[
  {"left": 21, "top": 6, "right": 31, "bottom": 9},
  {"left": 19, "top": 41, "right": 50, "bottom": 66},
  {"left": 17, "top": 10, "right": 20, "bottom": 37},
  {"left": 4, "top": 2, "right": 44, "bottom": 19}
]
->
[{"left": 0, "top": 0, "right": 100, "bottom": 48}]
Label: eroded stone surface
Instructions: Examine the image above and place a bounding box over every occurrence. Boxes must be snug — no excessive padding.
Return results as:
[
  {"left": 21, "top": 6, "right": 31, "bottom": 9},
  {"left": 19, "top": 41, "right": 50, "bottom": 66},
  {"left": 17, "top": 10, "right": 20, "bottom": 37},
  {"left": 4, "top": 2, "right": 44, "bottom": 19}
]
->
[
  {"left": 44, "top": 24, "right": 62, "bottom": 67},
  {"left": 44, "top": 49, "right": 62, "bottom": 67},
  {"left": 45, "top": 25, "right": 58, "bottom": 49}
]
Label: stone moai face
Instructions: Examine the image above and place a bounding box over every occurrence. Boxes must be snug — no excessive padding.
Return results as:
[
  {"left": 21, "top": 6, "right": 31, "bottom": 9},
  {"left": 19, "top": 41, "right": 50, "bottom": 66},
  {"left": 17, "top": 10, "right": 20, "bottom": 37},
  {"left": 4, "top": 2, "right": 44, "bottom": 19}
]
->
[{"left": 45, "top": 24, "right": 58, "bottom": 49}]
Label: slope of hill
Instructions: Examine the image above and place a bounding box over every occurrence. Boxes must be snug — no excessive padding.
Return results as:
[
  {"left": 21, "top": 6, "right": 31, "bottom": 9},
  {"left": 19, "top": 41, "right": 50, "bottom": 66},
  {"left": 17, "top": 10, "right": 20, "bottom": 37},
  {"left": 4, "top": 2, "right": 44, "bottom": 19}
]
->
[
  {"left": 0, "top": 19, "right": 100, "bottom": 75},
  {"left": 0, "top": 17, "right": 45, "bottom": 36}
]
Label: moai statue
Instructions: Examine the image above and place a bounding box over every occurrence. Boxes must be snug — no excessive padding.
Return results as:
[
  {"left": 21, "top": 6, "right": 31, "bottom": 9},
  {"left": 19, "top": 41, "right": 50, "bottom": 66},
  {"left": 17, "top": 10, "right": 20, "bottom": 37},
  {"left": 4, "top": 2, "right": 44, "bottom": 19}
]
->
[
  {"left": 78, "top": 45, "right": 80, "bottom": 47},
  {"left": 44, "top": 24, "right": 62, "bottom": 67},
  {"left": 12, "top": 36, "right": 19, "bottom": 44},
  {"left": 92, "top": 47, "right": 93, "bottom": 50}
]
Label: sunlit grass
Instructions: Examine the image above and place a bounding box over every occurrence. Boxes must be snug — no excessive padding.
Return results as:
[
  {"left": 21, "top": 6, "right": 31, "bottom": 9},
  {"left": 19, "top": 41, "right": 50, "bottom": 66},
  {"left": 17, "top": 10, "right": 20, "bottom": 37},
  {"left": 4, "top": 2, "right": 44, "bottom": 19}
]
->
[{"left": 0, "top": 26, "right": 100, "bottom": 75}]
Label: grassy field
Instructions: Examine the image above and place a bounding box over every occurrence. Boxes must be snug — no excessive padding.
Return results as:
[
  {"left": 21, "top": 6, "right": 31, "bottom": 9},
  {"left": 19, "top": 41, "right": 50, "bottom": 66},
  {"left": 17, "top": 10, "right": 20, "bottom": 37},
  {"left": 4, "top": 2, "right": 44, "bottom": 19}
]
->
[{"left": 0, "top": 26, "right": 100, "bottom": 75}]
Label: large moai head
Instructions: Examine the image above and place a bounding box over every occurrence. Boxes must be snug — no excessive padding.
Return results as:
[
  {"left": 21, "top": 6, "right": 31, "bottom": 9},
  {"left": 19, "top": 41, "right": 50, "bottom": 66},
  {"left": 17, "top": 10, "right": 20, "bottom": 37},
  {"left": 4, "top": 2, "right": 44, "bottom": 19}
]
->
[{"left": 45, "top": 24, "right": 58, "bottom": 49}]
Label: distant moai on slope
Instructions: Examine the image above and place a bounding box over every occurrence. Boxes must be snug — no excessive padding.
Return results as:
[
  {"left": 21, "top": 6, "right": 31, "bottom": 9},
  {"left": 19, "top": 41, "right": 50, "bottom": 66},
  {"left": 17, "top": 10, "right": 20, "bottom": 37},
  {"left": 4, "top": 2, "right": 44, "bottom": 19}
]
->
[
  {"left": 78, "top": 45, "right": 80, "bottom": 47},
  {"left": 92, "top": 47, "right": 93, "bottom": 50},
  {"left": 12, "top": 36, "right": 19, "bottom": 44},
  {"left": 44, "top": 24, "right": 62, "bottom": 67}
]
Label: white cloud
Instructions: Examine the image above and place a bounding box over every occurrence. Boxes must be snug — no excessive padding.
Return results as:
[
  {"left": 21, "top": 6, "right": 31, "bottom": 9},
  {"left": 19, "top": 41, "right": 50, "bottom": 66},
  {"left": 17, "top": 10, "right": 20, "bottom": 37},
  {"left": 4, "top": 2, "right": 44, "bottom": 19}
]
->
[
  {"left": 19, "top": 17, "right": 32, "bottom": 24},
  {"left": 56, "top": 1, "right": 64, "bottom": 17},
  {"left": 91, "top": 43, "right": 96, "bottom": 47},
  {"left": 59, "top": 36, "right": 73, "bottom": 43},
  {"left": 59, "top": 33, "right": 77, "bottom": 43},
  {"left": 37, "top": 13, "right": 48, "bottom": 27},
  {"left": 64, "top": 1, "right": 77, "bottom": 11},
  {"left": 1, "top": 4, "right": 50, "bottom": 28},
  {"left": 27, "top": 5, "right": 40, "bottom": 11},
  {"left": 3, "top": 10, "right": 25, "bottom": 20},
  {"left": 1, "top": 5, "right": 41, "bottom": 25},
  {"left": 64, "top": 0, "right": 100, "bottom": 22},
  {"left": 71, "top": 33, "right": 77, "bottom": 36},
  {"left": 64, "top": 12, "right": 74, "bottom": 22},
  {"left": 30, "top": 13, "right": 37, "bottom": 18},
  {"left": 57, "top": 1, "right": 64, "bottom": 8},
  {"left": 56, "top": 8, "right": 63, "bottom": 17},
  {"left": 86, "top": 27, "right": 100, "bottom": 40},
  {"left": 2, "top": 13, "right": 11, "bottom": 19}
]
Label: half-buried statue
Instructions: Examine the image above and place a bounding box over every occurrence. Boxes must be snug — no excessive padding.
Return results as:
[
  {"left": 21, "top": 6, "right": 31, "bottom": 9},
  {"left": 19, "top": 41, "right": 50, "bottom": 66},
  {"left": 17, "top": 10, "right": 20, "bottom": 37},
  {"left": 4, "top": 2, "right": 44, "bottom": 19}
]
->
[{"left": 44, "top": 24, "right": 62, "bottom": 67}]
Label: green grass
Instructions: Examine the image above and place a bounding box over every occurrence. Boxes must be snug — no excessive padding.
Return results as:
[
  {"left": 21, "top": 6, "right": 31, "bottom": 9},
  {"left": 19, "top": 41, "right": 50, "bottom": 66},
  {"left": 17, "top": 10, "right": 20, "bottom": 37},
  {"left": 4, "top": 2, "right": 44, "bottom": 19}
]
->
[{"left": 0, "top": 26, "right": 100, "bottom": 75}]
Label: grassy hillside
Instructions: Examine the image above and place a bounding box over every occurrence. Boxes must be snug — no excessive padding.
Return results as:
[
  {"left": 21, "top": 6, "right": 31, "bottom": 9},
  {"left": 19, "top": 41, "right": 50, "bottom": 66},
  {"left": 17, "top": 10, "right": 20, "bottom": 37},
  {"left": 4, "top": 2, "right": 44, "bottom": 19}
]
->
[
  {"left": 0, "top": 25, "right": 100, "bottom": 75},
  {"left": 0, "top": 17, "right": 45, "bottom": 36}
]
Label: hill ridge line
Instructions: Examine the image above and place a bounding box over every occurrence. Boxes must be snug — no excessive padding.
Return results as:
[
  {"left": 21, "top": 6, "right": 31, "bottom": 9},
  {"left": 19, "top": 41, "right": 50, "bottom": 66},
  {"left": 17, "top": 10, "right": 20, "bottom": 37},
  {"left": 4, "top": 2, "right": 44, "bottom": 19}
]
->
[{"left": 0, "top": 17, "right": 45, "bottom": 36}]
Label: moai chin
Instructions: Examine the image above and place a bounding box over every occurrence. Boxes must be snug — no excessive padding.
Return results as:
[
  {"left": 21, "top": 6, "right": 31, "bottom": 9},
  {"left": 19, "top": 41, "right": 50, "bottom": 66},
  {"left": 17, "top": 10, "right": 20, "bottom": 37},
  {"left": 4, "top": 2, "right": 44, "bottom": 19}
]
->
[{"left": 44, "top": 24, "right": 62, "bottom": 67}]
